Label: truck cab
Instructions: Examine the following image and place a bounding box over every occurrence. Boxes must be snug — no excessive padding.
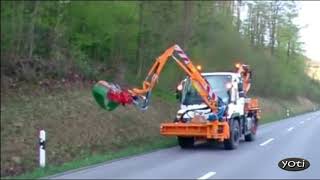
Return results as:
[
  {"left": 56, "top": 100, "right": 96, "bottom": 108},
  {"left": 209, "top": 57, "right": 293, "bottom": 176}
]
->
[{"left": 176, "top": 72, "right": 245, "bottom": 121}]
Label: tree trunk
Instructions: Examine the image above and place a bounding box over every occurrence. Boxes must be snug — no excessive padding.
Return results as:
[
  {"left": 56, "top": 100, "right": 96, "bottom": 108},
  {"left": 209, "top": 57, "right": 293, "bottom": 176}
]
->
[
  {"left": 28, "top": 1, "right": 39, "bottom": 59},
  {"left": 181, "top": 1, "right": 193, "bottom": 50},
  {"left": 236, "top": 0, "right": 242, "bottom": 32},
  {"left": 287, "top": 40, "right": 291, "bottom": 58},
  {"left": 286, "top": 40, "right": 291, "bottom": 64},
  {"left": 270, "top": 20, "right": 276, "bottom": 55},
  {"left": 51, "top": 2, "right": 66, "bottom": 61},
  {"left": 229, "top": 0, "right": 235, "bottom": 21},
  {"left": 15, "top": 1, "right": 25, "bottom": 56},
  {"left": 247, "top": 4, "right": 255, "bottom": 46},
  {"left": 269, "top": 1, "right": 281, "bottom": 55},
  {"left": 136, "top": 1, "right": 145, "bottom": 78}
]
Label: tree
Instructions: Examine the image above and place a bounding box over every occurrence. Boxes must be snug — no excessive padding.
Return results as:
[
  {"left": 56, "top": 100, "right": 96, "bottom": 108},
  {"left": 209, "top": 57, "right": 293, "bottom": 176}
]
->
[{"left": 136, "top": 1, "right": 145, "bottom": 78}]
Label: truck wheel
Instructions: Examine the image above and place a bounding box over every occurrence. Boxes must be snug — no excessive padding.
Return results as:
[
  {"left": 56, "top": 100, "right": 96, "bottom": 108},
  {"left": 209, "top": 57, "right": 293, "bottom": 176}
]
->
[
  {"left": 224, "top": 120, "right": 240, "bottom": 150},
  {"left": 178, "top": 137, "right": 194, "bottom": 149},
  {"left": 245, "top": 116, "right": 257, "bottom": 141}
]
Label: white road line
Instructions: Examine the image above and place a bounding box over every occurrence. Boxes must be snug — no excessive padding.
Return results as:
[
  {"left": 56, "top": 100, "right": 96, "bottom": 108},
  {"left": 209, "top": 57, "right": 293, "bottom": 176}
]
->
[
  {"left": 300, "top": 121, "right": 304, "bottom": 124},
  {"left": 259, "top": 138, "right": 274, "bottom": 146},
  {"left": 198, "top": 172, "right": 216, "bottom": 180},
  {"left": 287, "top": 127, "right": 294, "bottom": 132}
]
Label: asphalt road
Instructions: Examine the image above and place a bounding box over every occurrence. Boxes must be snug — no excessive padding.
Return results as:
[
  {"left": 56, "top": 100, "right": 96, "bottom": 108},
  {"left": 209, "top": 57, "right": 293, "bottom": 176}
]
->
[{"left": 49, "top": 111, "right": 320, "bottom": 179}]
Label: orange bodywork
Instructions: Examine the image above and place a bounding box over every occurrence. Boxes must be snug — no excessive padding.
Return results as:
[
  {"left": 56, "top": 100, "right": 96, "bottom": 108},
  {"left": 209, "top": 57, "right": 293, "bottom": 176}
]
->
[
  {"left": 246, "top": 98, "right": 259, "bottom": 110},
  {"left": 160, "top": 98, "right": 261, "bottom": 141},
  {"left": 160, "top": 121, "right": 230, "bottom": 142},
  {"left": 245, "top": 98, "right": 261, "bottom": 119}
]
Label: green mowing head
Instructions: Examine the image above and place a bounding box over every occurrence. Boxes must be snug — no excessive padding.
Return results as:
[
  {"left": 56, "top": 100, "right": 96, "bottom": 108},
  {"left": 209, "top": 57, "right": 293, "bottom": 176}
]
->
[{"left": 92, "top": 83, "right": 119, "bottom": 111}]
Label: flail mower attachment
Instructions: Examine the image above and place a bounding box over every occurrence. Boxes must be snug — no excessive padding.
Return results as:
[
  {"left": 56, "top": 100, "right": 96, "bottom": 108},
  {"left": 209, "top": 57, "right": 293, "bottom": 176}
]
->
[{"left": 92, "top": 80, "right": 151, "bottom": 111}]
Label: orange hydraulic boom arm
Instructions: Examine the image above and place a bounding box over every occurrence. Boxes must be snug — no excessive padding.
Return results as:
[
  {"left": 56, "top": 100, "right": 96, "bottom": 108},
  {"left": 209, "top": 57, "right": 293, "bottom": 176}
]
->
[
  {"left": 235, "top": 63, "right": 252, "bottom": 96},
  {"left": 128, "top": 44, "right": 218, "bottom": 113},
  {"left": 94, "top": 44, "right": 218, "bottom": 113}
]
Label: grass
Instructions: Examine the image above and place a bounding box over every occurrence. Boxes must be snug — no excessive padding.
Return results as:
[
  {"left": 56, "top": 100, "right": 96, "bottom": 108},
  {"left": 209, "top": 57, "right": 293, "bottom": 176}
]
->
[
  {"left": 153, "top": 89, "right": 177, "bottom": 103},
  {"left": 8, "top": 103, "right": 316, "bottom": 179},
  {"left": 259, "top": 96, "right": 319, "bottom": 124},
  {"left": 1, "top": 84, "right": 318, "bottom": 179},
  {"left": 1, "top": 85, "right": 178, "bottom": 178},
  {"left": 5, "top": 137, "right": 177, "bottom": 179}
]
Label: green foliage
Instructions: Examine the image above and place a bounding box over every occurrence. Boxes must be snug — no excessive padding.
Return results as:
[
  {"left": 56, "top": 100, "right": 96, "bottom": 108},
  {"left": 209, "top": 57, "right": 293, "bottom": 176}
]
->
[
  {"left": 1, "top": 1, "right": 319, "bottom": 101},
  {"left": 1, "top": 2, "right": 320, "bottom": 177}
]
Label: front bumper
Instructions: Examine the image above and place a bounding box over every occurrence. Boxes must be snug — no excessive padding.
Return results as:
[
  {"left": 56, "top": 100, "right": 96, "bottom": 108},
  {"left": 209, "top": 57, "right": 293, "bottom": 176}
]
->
[{"left": 160, "top": 121, "right": 230, "bottom": 141}]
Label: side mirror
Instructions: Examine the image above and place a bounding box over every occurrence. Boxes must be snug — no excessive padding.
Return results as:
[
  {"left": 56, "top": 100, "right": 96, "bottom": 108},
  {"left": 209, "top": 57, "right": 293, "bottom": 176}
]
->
[
  {"left": 239, "top": 92, "right": 245, "bottom": 98},
  {"left": 225, "top": 82, "right": 233, "bottom": 104},
  {"left": 176, "top": 82, "right": 184, "bottom": 101},
  {"left": 228, "top": 86, "right": 237, "bottom": 104},
  {"left": 227, "top": 89, "right": 232, "bottom": 104},
  {"left": 238, "top": 82, "right": 243, "bottom": 92}
]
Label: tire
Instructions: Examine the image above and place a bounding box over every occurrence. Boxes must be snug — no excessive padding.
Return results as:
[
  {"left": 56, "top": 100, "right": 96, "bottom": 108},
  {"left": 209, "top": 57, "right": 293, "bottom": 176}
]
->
[
  {"left": 178, "top": 137, "right": 194, "bottom": 149},
  {"left": 245, "top": 116, "right": 257, "bottom": 142},
  {"left": 224, "top": 119, "right": 240, "bottom": 150}
]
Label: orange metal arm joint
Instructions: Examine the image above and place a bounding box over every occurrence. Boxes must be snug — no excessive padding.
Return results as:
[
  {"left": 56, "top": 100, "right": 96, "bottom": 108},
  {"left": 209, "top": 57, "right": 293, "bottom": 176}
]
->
[{"left": 129, "top": 44, "right": 218, "bottom": 113}]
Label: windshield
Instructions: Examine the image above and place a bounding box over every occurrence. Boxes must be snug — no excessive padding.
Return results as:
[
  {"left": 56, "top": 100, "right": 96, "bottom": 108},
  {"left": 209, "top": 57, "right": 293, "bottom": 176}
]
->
[{"left": 181, "top": 75, "right": 232, "bottom": 105}]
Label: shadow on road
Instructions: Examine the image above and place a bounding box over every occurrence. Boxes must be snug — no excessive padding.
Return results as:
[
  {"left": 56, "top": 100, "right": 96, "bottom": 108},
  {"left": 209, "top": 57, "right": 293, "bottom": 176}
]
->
[{"left": 179, "top": 139, "right": 250, "bottom": 152}]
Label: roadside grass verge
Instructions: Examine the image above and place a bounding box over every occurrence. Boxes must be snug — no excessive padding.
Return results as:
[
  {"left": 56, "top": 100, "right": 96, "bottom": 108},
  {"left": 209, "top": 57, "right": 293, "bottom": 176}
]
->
[
  {"left": 4, "top": 137, "right": 176, "bottom": 179},
  {"left": 1, "top": 85, "right": 177, "bottom": 178},
  {"left": 1, "top": 85, "right": 318, "bottom": 179},
  {"left": 259, "top": 96, "right": 318, "bottom": 124}
]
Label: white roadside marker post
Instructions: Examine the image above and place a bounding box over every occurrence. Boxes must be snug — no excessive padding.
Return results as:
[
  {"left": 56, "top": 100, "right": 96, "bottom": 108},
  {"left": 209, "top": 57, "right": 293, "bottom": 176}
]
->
[{"left": 39, "top": 130, "right": 46, "bottom": 168}]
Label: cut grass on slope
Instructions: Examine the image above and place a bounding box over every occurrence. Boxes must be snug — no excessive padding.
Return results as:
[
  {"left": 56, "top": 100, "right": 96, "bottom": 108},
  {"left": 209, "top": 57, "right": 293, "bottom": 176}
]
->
[
  {"left": 1, "top": 86, "right": 177, "bottom": 177},
  {"left": 1, "top": 85, "right": 318, "bottom": 179}
]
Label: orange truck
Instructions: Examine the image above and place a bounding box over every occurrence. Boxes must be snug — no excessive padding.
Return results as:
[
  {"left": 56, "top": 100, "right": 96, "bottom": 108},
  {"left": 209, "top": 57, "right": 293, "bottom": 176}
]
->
[{"left": 92, "top": 44, "right": 260, "bottom": 150}]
